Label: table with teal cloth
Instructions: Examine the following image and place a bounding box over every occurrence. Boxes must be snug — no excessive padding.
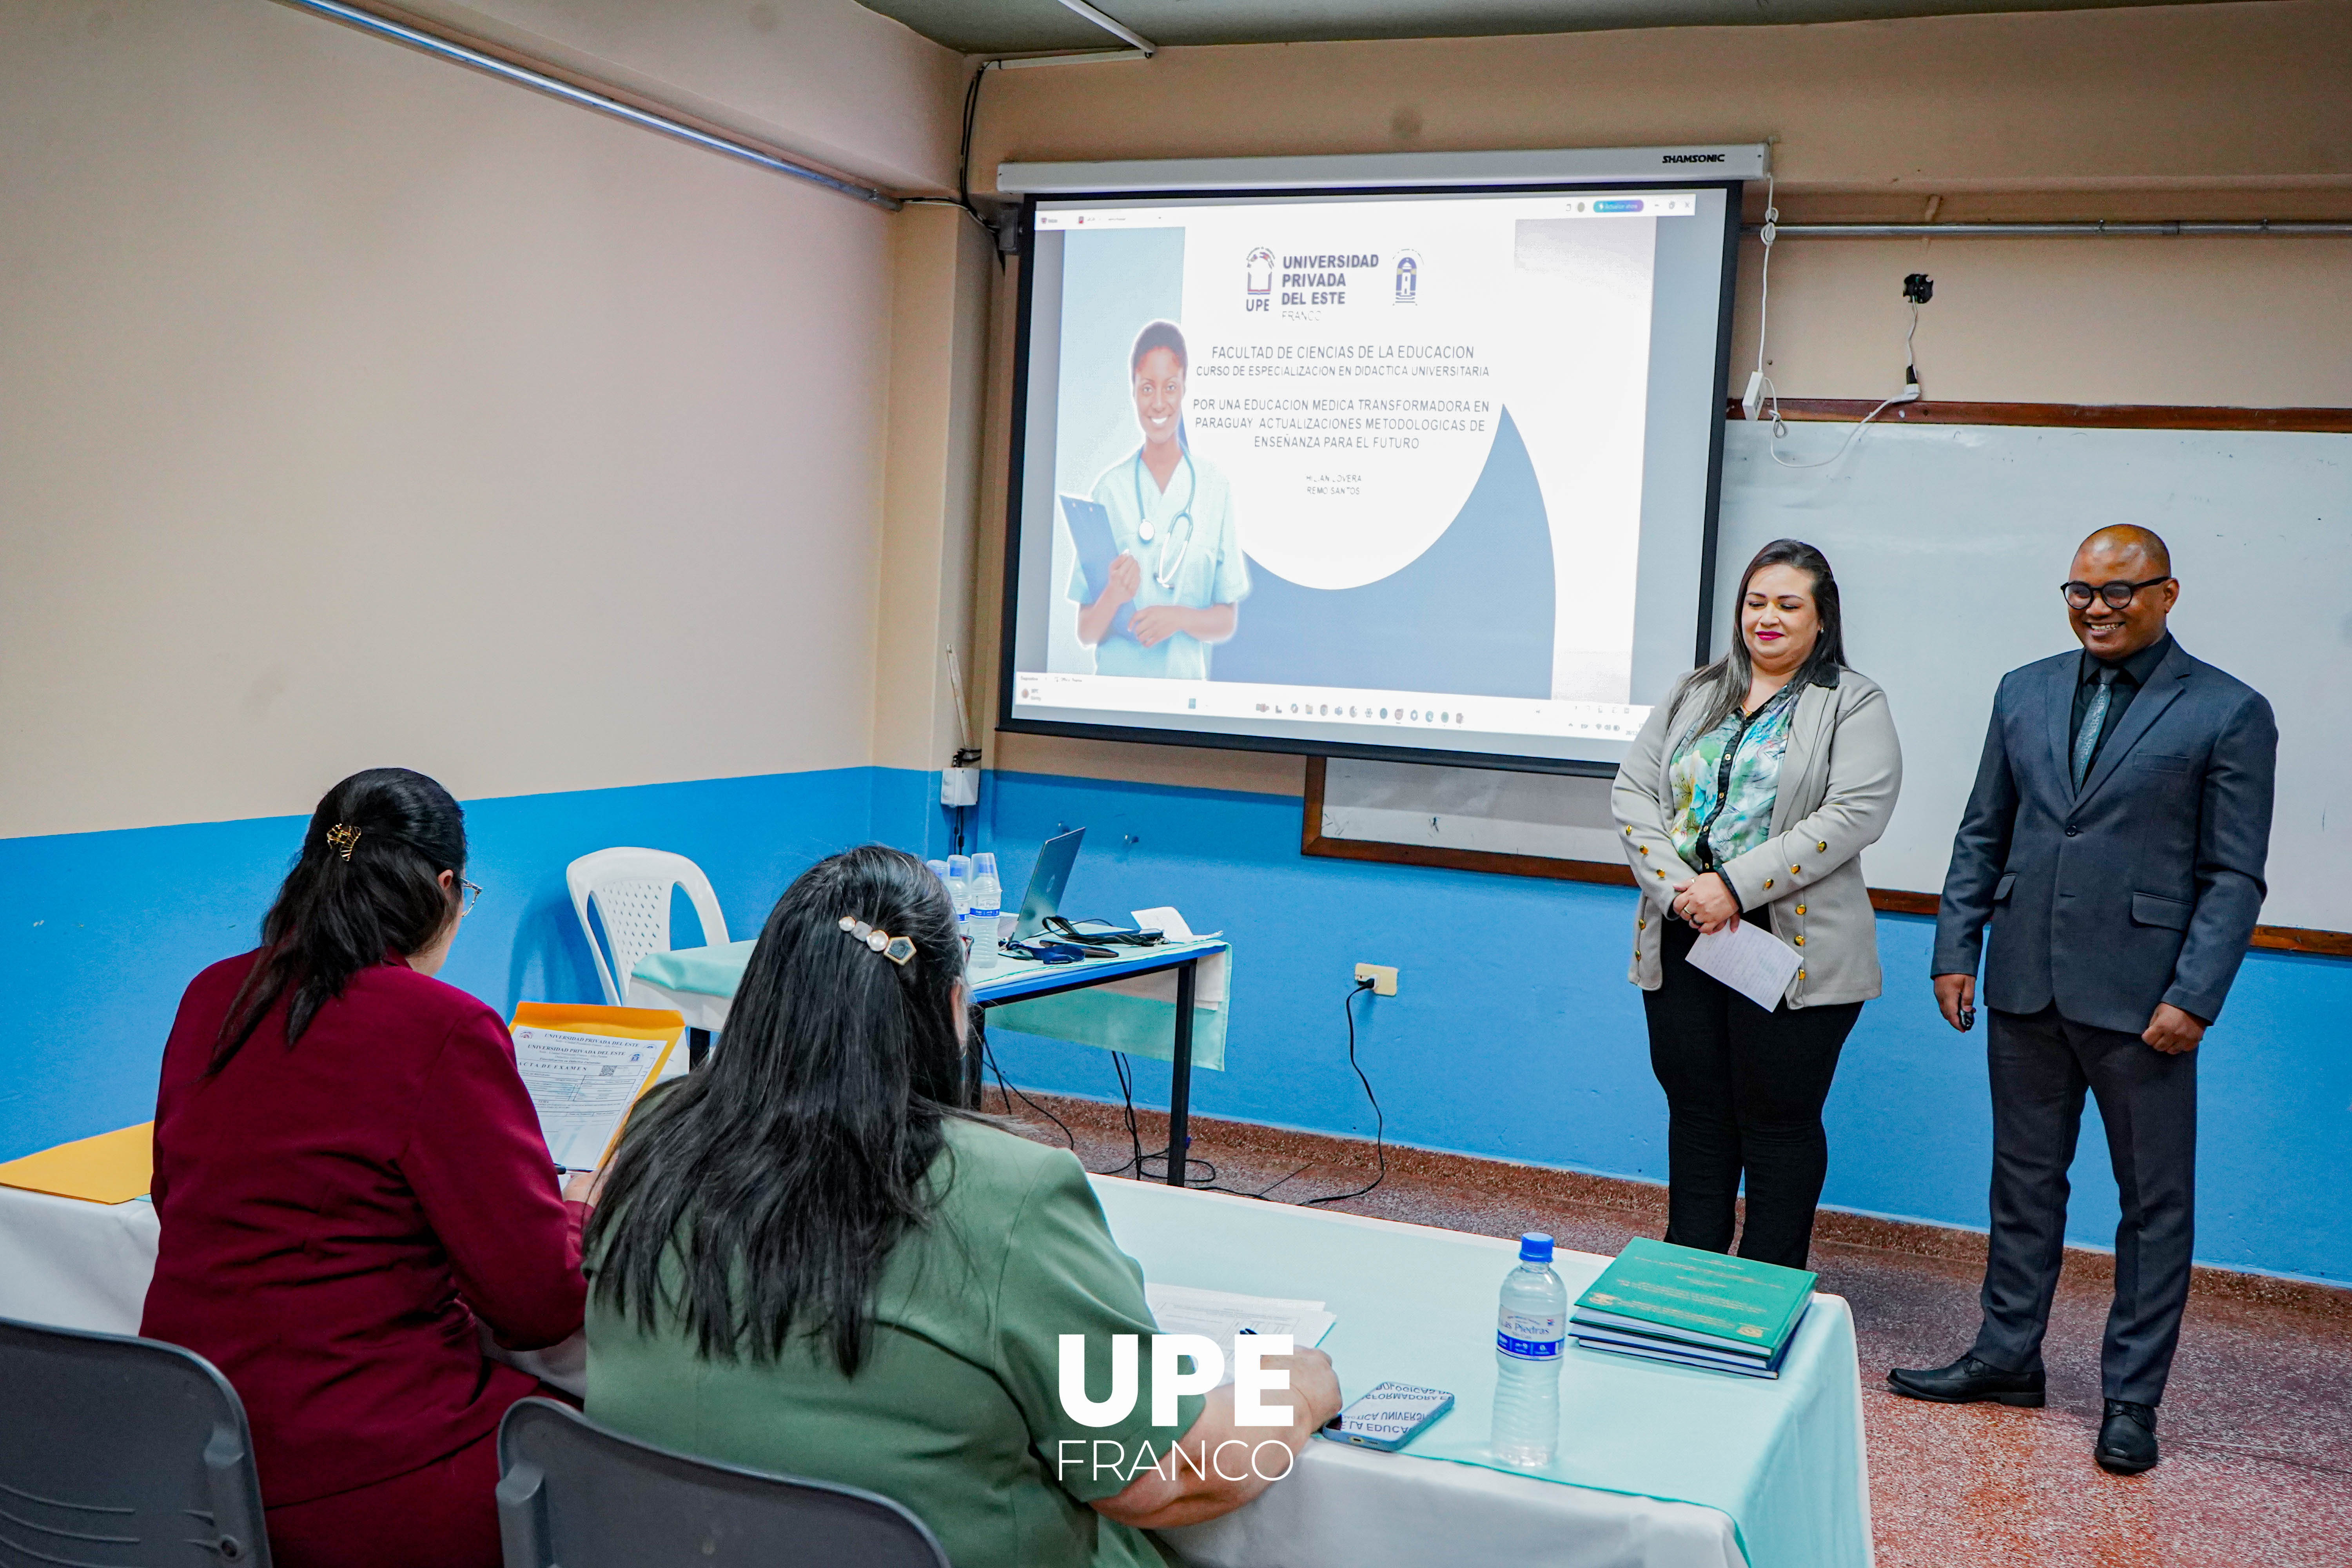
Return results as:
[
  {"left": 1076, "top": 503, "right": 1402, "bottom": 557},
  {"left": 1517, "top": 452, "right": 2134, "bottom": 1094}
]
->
[
  {"left": 1100, "top": 1178, "right": 1872, "bottom": 1568},
  {"left": 0, "top": 1166, "right": 1870, "bottom": 1567},
  {"left": 629, "top": 936, "right": 1233, "bottom": 1185},
  {"left": 627, "top": 936, "right": 1231, "bottom": 1062}
]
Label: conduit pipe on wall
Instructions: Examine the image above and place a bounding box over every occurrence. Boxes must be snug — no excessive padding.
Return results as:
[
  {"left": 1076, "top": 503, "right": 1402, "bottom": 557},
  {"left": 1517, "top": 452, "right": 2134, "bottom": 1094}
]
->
[
  {"left": 1748, "top": 221, "right": 2352, "bottom": 237},
  {"left": 274, "top": 0, "right": 904, "bottom": 210}
]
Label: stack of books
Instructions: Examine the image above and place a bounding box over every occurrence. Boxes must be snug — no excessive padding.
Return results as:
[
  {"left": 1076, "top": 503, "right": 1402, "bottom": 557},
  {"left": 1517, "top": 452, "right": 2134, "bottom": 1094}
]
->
[{"left": 1569, "top": 1238, "right": 1816, "bottom": 1379}]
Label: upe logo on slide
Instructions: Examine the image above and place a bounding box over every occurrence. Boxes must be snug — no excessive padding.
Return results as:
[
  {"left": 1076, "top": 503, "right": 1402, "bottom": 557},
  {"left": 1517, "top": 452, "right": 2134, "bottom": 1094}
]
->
[
  {"left": 1054, "top": 1333, "right": 1301, "bottom": 1485},
  {"left": 1242, "top": 248, "right": 1279, "bottom": 301},
  {"left": 1393, "top": 250, "right": 1421, "bottom": 305}
]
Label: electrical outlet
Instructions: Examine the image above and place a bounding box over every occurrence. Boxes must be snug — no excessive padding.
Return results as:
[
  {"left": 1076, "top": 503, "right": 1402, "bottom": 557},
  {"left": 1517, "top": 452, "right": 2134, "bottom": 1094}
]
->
[{"left": 1354, "top": 963, "right": 1398, "bottom": 996}]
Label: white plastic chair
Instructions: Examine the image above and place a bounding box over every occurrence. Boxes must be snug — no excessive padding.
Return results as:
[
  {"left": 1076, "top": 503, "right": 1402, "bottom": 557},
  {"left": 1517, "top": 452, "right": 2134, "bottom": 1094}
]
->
[{"left": 566, "top": 848, "right": 731, "bottom": 1007}]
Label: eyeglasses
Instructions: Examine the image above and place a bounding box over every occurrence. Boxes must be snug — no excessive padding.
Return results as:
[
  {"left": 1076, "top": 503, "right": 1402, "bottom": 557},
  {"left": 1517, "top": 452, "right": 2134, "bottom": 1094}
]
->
[
  {"left": 459, "top": 880, "right": 484, "bottom": 916},
  {"left": 2060, "top": 575, "right": 2171, "bottom": 610}
]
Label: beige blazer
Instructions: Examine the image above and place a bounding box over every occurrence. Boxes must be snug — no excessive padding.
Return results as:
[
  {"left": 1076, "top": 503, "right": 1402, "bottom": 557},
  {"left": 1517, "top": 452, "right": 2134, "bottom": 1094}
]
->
[{"left": 1610, "top": 667, "right": 1903, "bottom": 1008}]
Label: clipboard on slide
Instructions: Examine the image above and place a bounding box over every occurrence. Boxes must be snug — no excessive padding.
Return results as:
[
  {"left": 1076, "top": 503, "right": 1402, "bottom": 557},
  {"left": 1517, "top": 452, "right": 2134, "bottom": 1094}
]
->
[
  {"left": 1061, "top": 495, "right": 1136, "bottom": 643},
  {"left": 509, "top": 1003, "right": 683, "bottom": 1171}
]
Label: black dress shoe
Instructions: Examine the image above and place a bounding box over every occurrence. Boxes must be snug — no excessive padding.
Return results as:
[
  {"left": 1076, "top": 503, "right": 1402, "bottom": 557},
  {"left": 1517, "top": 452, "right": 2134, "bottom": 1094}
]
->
[
  {"left": 1886, "top": 1353, "right": 2047, "bottom": 1406},
  {"left": 2096, "top": 1399, "right": 2160, "bottom": 1474}
]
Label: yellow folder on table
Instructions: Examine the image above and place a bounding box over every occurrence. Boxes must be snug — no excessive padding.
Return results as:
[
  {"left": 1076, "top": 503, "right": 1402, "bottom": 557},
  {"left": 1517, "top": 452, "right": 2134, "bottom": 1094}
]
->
[{"left": 0, "top": 1122, "right": 153, "bottom": 1204}]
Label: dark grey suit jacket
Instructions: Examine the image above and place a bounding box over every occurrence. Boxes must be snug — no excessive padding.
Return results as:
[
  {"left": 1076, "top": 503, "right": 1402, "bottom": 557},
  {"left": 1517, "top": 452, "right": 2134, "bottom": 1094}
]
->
[{"left": 1934, "top": 639, "right": 2277, "bottom": 1032}]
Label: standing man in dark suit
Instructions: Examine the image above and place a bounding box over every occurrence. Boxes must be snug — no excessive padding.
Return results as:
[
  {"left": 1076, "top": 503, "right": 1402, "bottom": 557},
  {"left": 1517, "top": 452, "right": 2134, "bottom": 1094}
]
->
[{"left": 1889, "top": 525, "right": 2276, "bottom": 1474}]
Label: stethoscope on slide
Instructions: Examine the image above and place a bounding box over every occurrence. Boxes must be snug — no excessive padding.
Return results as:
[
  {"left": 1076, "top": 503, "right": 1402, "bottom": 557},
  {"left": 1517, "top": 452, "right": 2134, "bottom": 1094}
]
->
[{"left": 1131, "top": 448, "right": 1199, "bottom": 589}]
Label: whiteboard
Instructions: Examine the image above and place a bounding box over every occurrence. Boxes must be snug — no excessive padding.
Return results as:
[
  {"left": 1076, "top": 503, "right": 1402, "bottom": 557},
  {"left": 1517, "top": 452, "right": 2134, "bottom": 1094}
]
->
[{"left": 1316, "top": 420, "right": 2349, "bottom": 932}]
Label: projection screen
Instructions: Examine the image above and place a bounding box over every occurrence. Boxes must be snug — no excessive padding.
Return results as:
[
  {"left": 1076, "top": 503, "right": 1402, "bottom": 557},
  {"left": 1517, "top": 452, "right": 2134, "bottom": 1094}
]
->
[{"left": 999, "top": 162, "right": 1747, "bottom": 774}]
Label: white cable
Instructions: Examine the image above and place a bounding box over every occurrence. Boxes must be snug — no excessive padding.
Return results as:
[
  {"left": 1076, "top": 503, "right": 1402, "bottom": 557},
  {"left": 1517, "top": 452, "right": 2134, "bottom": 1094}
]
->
[
  {"left": 1767, "top": 284, "right": 1924, "bottom": 470},
  {"left": 1754, "top": 173, "right": 1776, "bottom": 386}
]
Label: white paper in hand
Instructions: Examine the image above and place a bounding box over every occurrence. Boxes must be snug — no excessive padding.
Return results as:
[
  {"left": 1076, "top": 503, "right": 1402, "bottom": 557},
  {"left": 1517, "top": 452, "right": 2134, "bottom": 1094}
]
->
[{"left": 1686, "top": 920, "right": 1803, "bottom": 1011}]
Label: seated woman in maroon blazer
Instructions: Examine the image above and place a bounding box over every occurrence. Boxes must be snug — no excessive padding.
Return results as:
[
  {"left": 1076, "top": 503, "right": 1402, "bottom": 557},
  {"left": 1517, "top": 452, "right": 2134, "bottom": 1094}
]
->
[{"left": 141, "top": 768, "right": 590, "bottom": 1568}]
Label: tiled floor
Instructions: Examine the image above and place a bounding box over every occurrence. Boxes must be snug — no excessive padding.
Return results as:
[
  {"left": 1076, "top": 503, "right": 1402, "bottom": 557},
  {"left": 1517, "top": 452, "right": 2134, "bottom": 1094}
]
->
[{"left": 991, "top": 1087, "right": 2352, "bottom": 1567}]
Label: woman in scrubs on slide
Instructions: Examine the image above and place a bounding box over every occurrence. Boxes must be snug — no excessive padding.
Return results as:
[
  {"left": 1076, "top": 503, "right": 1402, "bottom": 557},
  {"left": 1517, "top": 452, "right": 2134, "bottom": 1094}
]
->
[{"left": 1073, "top": 319, "right": 1249, "bottom": 677}]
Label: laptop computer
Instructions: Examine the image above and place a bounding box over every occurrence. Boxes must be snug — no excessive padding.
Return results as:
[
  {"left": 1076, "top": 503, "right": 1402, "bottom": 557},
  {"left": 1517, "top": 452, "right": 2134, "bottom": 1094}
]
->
[{"left": 1012, "top": 827, "right": 1084, "bottom": 940}]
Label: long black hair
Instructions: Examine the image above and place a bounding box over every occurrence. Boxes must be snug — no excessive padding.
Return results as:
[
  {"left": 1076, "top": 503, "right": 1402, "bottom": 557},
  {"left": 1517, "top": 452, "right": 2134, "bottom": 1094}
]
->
[
  {"left": 1672, "top": 538, "right": 1848, "bottom": 743},
  {"left": 214, "top": 768, "right": 466, "bottom": 1069},
  {"left": 586, "top": 844, "right": 972, "bottom": 1374}
]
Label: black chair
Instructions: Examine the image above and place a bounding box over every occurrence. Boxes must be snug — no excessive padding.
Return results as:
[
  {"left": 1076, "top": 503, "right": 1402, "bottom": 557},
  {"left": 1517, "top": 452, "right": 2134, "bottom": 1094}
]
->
[
  {"left": 495, "top": 1397, "right": 949, "bottom": 1568},
  {"left": 0, "top": 1314, "right": 272, "bottom": 1566}
]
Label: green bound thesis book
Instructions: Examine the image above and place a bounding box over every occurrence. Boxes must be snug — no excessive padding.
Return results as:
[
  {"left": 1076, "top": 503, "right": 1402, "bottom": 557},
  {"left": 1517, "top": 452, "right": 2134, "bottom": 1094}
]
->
[{"left": 1570, "top": 1238, "right": 1817, "bottom": 1359}]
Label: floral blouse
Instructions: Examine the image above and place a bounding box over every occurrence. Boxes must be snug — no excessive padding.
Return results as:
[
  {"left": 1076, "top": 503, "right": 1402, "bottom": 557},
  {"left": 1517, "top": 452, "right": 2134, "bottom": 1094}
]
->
[{"left": 1667, "top": 684, "right": 1800, "bottom": 871}]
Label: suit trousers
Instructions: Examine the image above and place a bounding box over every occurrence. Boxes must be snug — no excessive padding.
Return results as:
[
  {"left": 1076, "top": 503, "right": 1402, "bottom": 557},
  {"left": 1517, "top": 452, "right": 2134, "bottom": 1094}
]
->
[
  {"left": 1969, "top": 1004, "right": 2197, "bottom": 1405},
  {"left": 1643, "top": 917, "right": 1863, "bottom": 1270}
]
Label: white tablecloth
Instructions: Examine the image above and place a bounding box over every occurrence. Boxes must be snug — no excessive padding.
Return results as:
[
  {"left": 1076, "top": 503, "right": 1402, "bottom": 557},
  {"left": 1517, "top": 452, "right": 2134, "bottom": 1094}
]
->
[{"left": 0, "top": 1178, "right": 1868, "bottom": 1568}]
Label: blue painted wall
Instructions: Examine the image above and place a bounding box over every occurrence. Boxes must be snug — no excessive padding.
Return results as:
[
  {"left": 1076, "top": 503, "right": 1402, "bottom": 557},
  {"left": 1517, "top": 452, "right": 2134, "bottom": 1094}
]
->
[
  {"left": 976, "top": 769, "right": 2352, "bottom": 1286},
  {"left": 0, "top": 767, "right": 958, "bottom": 1163},
  {"left": 10, "top": 760, "right": 2347, "bottom": 1285}
]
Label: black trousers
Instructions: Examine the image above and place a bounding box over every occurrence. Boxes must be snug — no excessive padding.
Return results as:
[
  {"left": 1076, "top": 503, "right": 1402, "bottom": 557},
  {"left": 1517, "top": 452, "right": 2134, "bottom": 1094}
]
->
[
  {"left": 1969, "top": 1004, "right": 2196, "bottom": 1406},
  {"left": 1642, "top": 917, "right": 1863, "bottom": 1270}
]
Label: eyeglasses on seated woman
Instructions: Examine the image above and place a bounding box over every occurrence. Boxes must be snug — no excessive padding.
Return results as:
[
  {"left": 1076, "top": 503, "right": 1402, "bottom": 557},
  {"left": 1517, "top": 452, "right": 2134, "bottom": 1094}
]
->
[{"left": 583, "top": 844, "right": 1339, "bottom": 1568}]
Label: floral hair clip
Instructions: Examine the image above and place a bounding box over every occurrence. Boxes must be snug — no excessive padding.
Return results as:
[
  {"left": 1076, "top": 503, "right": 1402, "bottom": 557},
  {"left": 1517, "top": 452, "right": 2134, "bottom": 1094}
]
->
[
  {"left": 325, "top": 823, "right": 363, "bottom": 862},
  {"left": 838, "top": 916, "right": 916, "bottom": 966}
]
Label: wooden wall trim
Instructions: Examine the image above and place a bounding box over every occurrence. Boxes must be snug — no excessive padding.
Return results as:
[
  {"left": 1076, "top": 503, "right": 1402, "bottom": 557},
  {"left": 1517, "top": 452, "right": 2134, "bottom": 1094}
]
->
[
  {"left": 1722, "top": 399, "right": 2352, "bottom": 433},
  {"left": 1301, "top": 760, "right": 2352, "bottom": 957}
]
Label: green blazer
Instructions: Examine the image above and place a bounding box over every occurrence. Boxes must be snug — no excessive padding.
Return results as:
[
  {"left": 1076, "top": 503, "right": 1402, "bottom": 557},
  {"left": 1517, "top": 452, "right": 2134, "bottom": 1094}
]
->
[{"left": 585, "top": 1121, "right": 1206, "bottom": 1568}]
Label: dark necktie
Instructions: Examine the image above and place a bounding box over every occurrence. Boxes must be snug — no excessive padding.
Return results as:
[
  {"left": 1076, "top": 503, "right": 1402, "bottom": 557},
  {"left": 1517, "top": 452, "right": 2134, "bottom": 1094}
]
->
[{"left": 2073, "top": 667, "right": 2119, "bottom": 791}]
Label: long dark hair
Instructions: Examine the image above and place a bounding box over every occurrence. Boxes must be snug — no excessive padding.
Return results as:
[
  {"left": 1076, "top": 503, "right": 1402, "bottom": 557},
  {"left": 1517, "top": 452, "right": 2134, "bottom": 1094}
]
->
[
  {"left": 1672, "top": 538, "right": 1848, "bottom": 742},
  {"left": 586, "top": 845, "right": 971, "bottom": 1374},
  {"left": 214, "top": 768, "right": 466, "bottom": 1069}
]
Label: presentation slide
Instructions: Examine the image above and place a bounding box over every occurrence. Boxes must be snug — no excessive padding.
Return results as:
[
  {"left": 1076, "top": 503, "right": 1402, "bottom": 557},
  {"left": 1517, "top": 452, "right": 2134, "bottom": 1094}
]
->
[{"left": 1003, "top": 183, "right": 1737, "bottom": 769}]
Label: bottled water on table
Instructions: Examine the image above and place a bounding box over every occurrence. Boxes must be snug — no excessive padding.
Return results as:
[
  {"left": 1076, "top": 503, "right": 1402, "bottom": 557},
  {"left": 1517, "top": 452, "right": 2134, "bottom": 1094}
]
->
[
  {"left": 966, "top": 852, "right": 1002, "bottom": 974},
  {"left": 943, "top": 855, "right": 972, "bottom": 964},
  {"left": 1491, "top": 1231, "right": 1566, "bottom": 1466}
]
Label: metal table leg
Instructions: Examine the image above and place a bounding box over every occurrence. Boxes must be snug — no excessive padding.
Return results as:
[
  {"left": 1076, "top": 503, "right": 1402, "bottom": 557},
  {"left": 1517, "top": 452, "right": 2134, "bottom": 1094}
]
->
[{"left": 1166, "top": 958, "right": 1196, "bottom": 1187}]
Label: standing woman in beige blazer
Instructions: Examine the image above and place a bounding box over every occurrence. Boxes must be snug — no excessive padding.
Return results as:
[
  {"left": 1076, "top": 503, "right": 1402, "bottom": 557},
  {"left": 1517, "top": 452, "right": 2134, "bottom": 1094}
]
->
[{"left": 1611, "top": 539, "right": 1902, "bottom": 1269}]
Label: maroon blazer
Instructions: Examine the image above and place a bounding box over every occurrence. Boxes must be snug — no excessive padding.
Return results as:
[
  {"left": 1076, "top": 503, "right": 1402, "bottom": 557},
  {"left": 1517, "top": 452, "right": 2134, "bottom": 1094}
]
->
[{"left": 142, "top": 952, "right": 586, "bottom": 1507}]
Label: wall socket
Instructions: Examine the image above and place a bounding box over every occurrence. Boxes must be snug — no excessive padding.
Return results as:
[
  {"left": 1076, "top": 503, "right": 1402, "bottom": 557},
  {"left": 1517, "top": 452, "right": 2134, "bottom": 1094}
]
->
[{"left": 1354, "top": 963, "right": 1399, "bottom": 996}]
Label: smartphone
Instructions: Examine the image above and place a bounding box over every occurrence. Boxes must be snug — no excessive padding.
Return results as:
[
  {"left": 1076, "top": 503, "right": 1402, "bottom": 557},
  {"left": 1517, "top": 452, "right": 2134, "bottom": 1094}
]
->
[{"left": 1318, "top": 1382, "right": 1454, "bottom": 1452}]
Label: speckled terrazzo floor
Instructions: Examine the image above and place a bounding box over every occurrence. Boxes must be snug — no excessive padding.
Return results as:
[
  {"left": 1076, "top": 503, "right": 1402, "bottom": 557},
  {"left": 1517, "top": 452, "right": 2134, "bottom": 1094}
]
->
[{"left": 991, "top": 1088, "right": 2352, "bottom": 1567}]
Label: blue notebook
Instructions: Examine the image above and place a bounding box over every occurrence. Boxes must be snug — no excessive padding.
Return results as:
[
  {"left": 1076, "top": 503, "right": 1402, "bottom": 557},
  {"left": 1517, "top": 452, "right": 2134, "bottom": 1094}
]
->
[{"left": 1061, "top": 495, "right": 1136, "bottom": 644}]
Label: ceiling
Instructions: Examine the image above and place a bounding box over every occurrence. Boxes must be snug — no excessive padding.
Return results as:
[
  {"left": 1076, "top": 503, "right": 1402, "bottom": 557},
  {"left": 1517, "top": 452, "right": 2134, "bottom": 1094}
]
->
[{"left": 856, "top": 0, "right": 2218, "bottom": 53}]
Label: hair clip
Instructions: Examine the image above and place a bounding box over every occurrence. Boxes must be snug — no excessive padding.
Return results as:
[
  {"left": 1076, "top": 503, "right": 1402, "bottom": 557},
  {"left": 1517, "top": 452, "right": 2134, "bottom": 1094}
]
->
[
  {"left": 837, "top": 915, "right": 915, "bottom": 966},
  {"left": 325, "top": 823, "right": 362, "bottom": 862}
]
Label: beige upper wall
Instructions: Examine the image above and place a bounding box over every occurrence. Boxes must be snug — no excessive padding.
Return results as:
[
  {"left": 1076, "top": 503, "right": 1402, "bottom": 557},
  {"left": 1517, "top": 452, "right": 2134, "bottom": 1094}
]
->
[
  {"left": 970, "top": 0, "right": 2350, "bottom": 203},
  {"left": 389, "top": 0, "right": 966, "bottom": 191},
  {"left": 0, "top": 0, "right": 918, "bottom": 838}
]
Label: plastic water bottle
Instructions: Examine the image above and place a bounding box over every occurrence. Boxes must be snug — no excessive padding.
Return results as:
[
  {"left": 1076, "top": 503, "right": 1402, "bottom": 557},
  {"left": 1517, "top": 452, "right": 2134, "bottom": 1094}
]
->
[
  {"left": 1492, "top": 1232, "right": 1566, "bottom": 1466},
  {"left": 944, "top": 855, "right": 973, "bottom": 964},
  {"left": 966, "top": 852, "right": 1002, "bottom": 974}
]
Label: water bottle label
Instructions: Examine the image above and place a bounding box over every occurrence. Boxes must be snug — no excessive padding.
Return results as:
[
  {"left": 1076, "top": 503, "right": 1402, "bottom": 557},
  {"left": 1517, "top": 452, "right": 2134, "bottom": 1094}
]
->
[{"left": 1497, "top": 1309, "right": 1563, "bottom": 1360}]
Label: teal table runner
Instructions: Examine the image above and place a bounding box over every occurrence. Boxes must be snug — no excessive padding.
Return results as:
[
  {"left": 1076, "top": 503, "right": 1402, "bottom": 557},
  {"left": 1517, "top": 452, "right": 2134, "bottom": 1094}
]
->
[
  {"left": 1092, "top": 1177, "right": 1871, "bottom": 1568},
  {"left": 629, "top": 938, "right": 1231, "bottom": 1071}
]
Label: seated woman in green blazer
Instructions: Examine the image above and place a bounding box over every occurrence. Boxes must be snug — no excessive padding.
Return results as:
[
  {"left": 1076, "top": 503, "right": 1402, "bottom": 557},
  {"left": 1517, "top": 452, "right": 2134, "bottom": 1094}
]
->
[{"left": 583, "top": 845, "right": 1339, "bottom": 1568}]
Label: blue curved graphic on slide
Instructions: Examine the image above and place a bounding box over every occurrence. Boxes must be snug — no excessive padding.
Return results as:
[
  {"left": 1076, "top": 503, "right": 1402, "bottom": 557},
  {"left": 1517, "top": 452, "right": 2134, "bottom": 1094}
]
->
[{"left": 1213, "top": 408, "right": 1555, "bottom": 697}]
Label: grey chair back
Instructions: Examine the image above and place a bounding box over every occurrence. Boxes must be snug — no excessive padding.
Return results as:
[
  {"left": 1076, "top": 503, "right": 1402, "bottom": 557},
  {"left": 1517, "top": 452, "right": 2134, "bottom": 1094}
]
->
[
  {"left": 496, "top": 1397, "right": 949, "bottom": 1568},
  {"left": 0, "top": 1314, "right": 271, "bottom": 1566}
]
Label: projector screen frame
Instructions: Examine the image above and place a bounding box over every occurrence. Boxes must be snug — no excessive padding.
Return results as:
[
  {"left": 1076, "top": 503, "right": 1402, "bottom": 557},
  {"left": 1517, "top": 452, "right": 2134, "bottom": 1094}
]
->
[{"left": 995, "top": 176, "right": 1747, "bottom": 779}]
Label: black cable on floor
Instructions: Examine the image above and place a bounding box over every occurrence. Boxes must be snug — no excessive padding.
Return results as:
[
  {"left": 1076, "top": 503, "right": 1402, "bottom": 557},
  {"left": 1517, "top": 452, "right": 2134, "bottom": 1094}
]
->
[
  {"left": 1302, "top": 980, "right": 1385, "bottom": 1207},
  {"left": 1107, "top": 1051, "right": 1219, "bottom": 1186},
  {"left": 980, "top": 1035, "right": 1074, "bottom": 1151}
]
